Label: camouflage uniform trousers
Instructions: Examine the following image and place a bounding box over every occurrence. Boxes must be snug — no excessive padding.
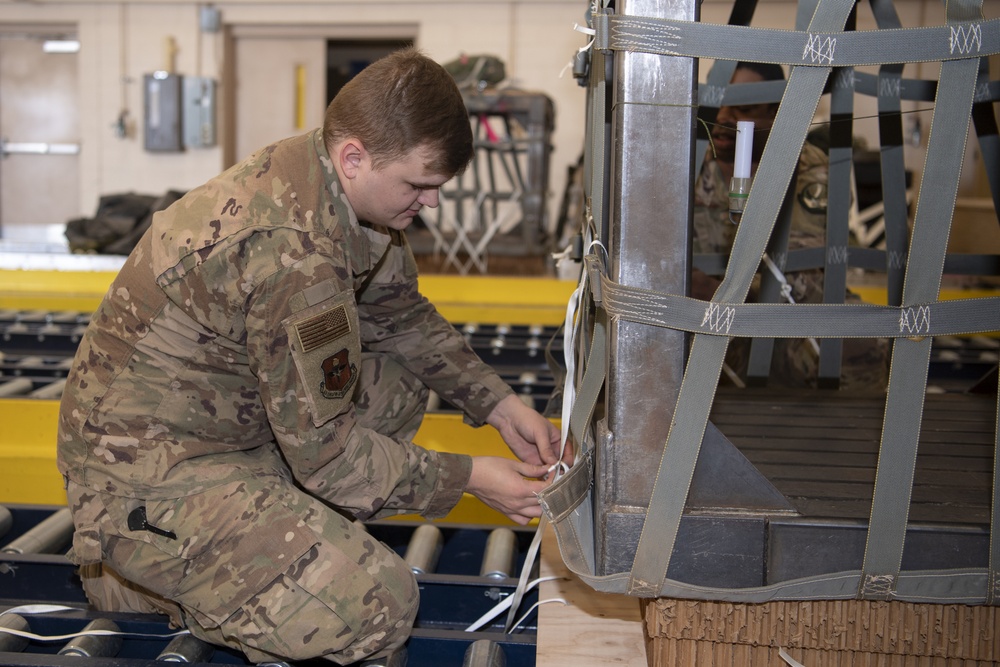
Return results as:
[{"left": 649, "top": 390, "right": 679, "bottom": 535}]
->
[
  {"left": 725, "top": 334, "right": 891, "bottom": 392},
  {"left": 67, "top": 351, "right": 430, "bottom": 665},
  {"left": 723, "top": 275, "right": 891, "bottom": 392}
]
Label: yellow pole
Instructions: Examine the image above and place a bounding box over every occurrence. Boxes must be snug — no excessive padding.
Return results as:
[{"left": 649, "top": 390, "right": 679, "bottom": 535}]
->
[{"left": 295, "top": 64, "right": 306, "bottom": 130}]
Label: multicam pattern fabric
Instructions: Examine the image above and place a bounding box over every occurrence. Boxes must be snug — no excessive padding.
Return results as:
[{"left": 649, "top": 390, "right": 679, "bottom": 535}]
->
[
  {"left": 67, "top": 478, "right": 417, "bottom": 664},
  {"left": 692, "top": 141, "right": 830, "bottom": 260},
  {"left": 692, "top": 142, "right": 889, "bottom": 391},
  {"left": 57, "top": 128, "right": 515, "bottom": 662}
]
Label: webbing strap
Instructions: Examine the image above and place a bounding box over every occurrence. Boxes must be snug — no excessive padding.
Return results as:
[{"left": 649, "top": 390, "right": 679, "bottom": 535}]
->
[
  {"left": 745, "top": 171, "right": 797, "bottom": 382},
  {"left": 870, "top": 0, "right": 908, "bottom": 306},
  {"left": 568, "top": 291, "right": 606, "bottom": 451},
  {"left": 624, "top": 333, "right": 729, "bottom": 597},
  {"left": 587, "top": 47, "right": 608, "bottom": 243},
  {"left": 818, "top": 63, "right": 855, "bottom": 386},
  {"left": 625, "top": 0, "right": 853, "bottom": 597},
  {"left": 592, "top": 12, "right": 1000, "bottom": 66},
  {"left": 694, "top": 0, "right": 758, "bottom": 175},
  {"left": 599, "top": 278, "right": 1000, "bottom": 338},
  {"left": 705, "top": 78, "right": 787, "bottom": 107},
  {"left": 854, "top": 71, "right": 938, "bottom": 101},
  {"left": 795, "top": 0, "right": 820, "bottom": 30},
  {"left": 859, "top": 0, "right": 983, "bottom": 600},
  {"left": 992, "top": 383, "right": 1000, "bottom": 605},
  {"left": 973, "top": 57, "right": 1000, "bottom": 214},
  {"left": 853, "top": 71, "right": 1000, "bottom": 103}
]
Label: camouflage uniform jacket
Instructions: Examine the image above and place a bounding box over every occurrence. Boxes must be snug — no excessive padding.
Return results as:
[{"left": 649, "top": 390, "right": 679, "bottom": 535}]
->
[
  {"left": 692, "top": 140, "right": 830, "bottom": 304},
  {"left": 57, "top": 128, "right": 513, "bottom": 520},
  {"left": 691, "top": 141, "right": 889, "bottom": 391}
]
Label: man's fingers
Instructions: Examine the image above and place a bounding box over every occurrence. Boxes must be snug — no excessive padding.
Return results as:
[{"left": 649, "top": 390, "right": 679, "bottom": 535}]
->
[
  {"left": 536, "top": 427, "right": 557, "bottom": 464},
  {"left": 515, "top": 462, "right": 552, "bottom": 480}
]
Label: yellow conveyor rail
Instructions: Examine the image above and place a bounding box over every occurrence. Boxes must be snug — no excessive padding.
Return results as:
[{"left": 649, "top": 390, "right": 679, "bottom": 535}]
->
[
  {"left": 0, "top": 398, "right": 555, "bottom": 524},
  {"left": 1, "top": 268, "right": 576, "bottom": 524},
  {"left": 7, "top": 267, "right": 993, "bottom": 517},
  {"left": 0, "top": 269, "right": 577, "bottom": 326}
]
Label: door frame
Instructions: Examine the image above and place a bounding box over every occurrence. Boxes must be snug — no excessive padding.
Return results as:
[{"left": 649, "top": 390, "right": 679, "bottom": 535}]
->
[{"left": 221, "top": 22, "right": 418, "bottom": 169}]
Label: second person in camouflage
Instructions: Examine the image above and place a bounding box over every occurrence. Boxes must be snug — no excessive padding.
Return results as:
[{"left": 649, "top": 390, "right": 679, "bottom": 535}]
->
[{"left": 692, "top": 62, "right": 889, "bottom": 391}]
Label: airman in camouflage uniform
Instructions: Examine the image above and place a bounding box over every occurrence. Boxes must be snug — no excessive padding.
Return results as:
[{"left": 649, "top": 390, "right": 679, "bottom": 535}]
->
[
  {"left": 692, "top": 63, "right": 889, "bottom": 392},
  {"left": 57, "top": 48, "right": 560, "bottom": 665}
]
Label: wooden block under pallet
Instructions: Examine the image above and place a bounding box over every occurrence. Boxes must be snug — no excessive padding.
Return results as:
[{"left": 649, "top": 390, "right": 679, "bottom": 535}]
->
[{"left": 642, "top": 598, "right": 999, "bottom": 667}]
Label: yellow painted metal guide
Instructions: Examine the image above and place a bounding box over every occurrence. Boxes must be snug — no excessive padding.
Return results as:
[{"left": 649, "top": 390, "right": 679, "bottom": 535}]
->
[{"left": 0, "top": 267, "right": 574, "bottom": 523}]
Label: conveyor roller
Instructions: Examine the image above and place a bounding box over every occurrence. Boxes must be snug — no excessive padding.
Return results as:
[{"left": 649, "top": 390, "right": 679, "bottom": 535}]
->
[{"left": 0, "top": 505, "right": 541, "bottom": 667}]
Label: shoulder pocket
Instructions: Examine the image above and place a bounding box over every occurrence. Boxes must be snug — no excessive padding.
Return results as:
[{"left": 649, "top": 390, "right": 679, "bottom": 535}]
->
[{"left": 283, "top": 288, "right": 361, "bottom": 427}]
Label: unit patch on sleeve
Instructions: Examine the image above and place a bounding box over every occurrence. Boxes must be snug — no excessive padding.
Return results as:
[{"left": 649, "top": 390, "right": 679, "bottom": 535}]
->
[
  {"left": 283, "top": 289, "right": 362, "bottom": 427},
  {"left": 320, "top": 348, "right": 357, "bottom": 399}
]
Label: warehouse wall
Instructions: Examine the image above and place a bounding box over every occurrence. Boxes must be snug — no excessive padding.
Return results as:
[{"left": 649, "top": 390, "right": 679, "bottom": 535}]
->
[
  {"left": 0, "top": 0, "right": 591, "bottom": 242},
  {"left": 0, "top": 0, "right": 995, "bottom": 251}
]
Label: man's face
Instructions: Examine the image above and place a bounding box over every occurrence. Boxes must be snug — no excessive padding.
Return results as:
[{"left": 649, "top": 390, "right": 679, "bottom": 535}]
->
[
  {"left": 712, "top": 68, "right": 778, "bottom": 165},
  {"left": 350, "top": 144, "right": 452, "bottom": 231}
]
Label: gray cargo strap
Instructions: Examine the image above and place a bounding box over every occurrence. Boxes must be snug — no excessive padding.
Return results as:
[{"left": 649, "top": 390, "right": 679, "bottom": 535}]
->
[
  {"left": 744, "top": 164, "right": 798, "bottom": 384},
  {"left": 859, "top": 0, "right": 983, "bottom": 600},
  {"left": 625, "top": 0, "right": 856, "bottom": 597},
  {"left": 693, "top": 0, "right": 758, "bottom": 176},
  {"left": 869, "top": 0, "right": 909, "bottom": 307},
  {"left": 854, "top": 71, "right": 937, "bottom": 101},
  {"left": 585, "top": 3, "right": 612, "bottom": 245},
  {"left": 853, "top": 70, "right": 1000, "bottom": 103},
  {"left": 583, "top": 50, "right": 608, "bottom": 246},
  {"left": 592, "top": 11, "right": 1000, "bottom": 66},
  {"left": 597, "top": 278, "right": 1000, "bottom": 338},
  {"left": 817, "top": 63, "right": 855, "bottom": 386},
  {"left": 540, "top": 0, "right": 1000, "bottom": 606},
  {"left": 704, "top": 78, "right": 787, "bottom": 107}
]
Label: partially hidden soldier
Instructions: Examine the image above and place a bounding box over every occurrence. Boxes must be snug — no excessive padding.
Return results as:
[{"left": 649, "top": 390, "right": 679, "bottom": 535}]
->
[
  {"left": 692, "top": 61, "right": 889, "bottom": 392},
  {"left": 57, "top": 48, "right": 566, "bottom": 665}
]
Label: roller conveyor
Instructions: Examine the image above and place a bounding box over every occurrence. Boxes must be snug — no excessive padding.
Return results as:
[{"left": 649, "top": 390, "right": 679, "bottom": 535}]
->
[
  {"left": 0, "top": 311, "right": 558, "bottom": 363},
  {"left": 0, "top": 310, "right": 563, "bottom": 411},
  {"left": 0, "top": 505, "right": 540, "bottom": 667},
  {"left": 0, "top": 311, "right": 89, "bottom": 358}
]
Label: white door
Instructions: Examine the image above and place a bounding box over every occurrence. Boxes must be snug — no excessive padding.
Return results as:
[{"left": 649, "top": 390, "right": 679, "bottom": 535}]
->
[
  {"left": 233, "top": 36, "right": 326, "bottom": 163},
  {"left": 0, "top": 31, "right": 80, "bottom": 246},
  {"left": 228, "top": 26, "right": 414, "bottom": 169}
]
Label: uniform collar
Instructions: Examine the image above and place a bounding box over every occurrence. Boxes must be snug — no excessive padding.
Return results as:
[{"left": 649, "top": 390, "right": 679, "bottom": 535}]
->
[{"left": 311, "top": 129, "right": 393, "bottom": 280}]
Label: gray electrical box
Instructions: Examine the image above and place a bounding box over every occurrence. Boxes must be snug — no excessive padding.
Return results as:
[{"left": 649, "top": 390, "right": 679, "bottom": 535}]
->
[
  {"left": 199, "top": 5, "right": 221, "bottom": 33},
  {"left": 183, "top": 76, "right": 217, "bottom": 148},
  {"left": 143, "top": 72, "right": 183, "bottom": 152}
]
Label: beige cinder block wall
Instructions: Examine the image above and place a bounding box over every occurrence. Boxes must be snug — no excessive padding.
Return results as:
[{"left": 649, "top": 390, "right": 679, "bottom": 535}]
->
[{"left": 0, "top": 0, "right": 589, "bottom": 245}]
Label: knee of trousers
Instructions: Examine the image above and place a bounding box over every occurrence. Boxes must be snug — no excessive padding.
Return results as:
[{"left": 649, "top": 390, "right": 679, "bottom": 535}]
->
[
  {"left": 346, "top": 566, "right": 420, "bottom": 662},
  {"left": 198, "top": 545, "right": 420, "bottom": 664},
  {"left": 77, "top": 562, "right": 186, "bottom": 628}
]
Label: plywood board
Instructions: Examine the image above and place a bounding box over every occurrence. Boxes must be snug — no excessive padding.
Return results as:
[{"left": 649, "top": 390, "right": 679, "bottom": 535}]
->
[{"left": 537, "top": 527, "right": 648, "bottom": 666}]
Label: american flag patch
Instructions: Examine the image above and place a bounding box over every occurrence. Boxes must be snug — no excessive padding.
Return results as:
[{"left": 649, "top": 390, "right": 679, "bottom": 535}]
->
[{"left": 294, "top": 305, "right": 351, "bottom": 353}]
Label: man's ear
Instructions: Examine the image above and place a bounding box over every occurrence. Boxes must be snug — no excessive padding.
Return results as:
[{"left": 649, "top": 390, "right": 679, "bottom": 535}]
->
[{"left": 338, "top": 140, "right": 366, "bottom": 180}]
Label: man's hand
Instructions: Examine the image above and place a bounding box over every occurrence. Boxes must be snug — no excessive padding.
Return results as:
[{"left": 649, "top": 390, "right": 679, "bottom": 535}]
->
[
  {"left": 485, "top": 394, "right": 564, "bottom": 467},
  {"left": 467, "top": 456, "right": 551, "bottom": 525}
]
